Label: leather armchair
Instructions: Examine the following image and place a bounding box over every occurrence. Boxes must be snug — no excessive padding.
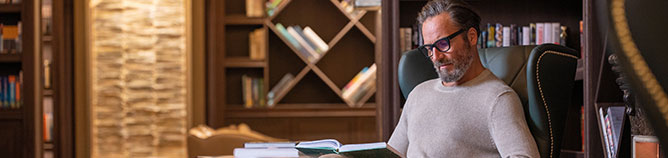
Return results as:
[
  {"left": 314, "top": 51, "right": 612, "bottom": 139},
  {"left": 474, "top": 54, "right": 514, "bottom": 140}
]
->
[{"left": 398, "top": 44, "right": 579, "bottom": 158}]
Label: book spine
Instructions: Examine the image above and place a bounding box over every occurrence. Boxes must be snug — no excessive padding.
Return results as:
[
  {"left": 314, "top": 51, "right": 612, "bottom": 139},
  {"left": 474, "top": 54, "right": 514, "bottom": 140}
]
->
[
  {"left": 399, "top": 28, "right": 406, "bottom": 52},
  {"left": 275, "top": 23, "right": 303, "bottom": 52},
  {"left": 343, "top": 67, "right": 368, "bottom": 92},
  {"left": 267, "top": 73, "right": 294, "bottom": 107},
  {"left": 302, "top": 27, "right": 329, "bottom": 52},
  {"left": 293, "top": 26, "right": 321, "bottom": 54},
  {"left": 544, "top": 23, "right": 553, "bottom": 44},
  {"left": 287, "top": 26, "right": 320, "bottom": 62},
  {"left": 495, "top": 23, "right": 502, "bottom": 47},
  {"left": 536, "top": 23, "right": 544, "bottom": 45},
  {"left": 0, "top": 77, "right": 4, "bottom": 109},
  {"left": 529, "top": 23, "right": 536, "bottom": 45},
  {"left": 8, "top": 75, "right": 15, "bottom": 108},
  {"left": 553, "top": 22, "right": 560, "bottom": 45},
  {"left": 0, "top": 24, "right": 3, "bottom": 53},
  {"left": 14, "top": 76, "right": 19, "bottom": 109},
  {"left": 502, "top": 26, "right": 510, "bottom": 47},
  {"left": 510, "top": 24, "right": 521, "bottom": 46},
  {"left": 522, "top": 26, "right": 530, "bottom": 45},
  {"left": 487, "top": 23, "right": 494, "bottom": 48},
  {"left": 342, "top": 64, "right": 376, "bottom": 100}
]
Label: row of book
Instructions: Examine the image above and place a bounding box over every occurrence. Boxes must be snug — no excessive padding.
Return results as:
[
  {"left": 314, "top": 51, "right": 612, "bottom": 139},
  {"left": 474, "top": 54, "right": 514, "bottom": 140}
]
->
[
  {"left": 0, "top": 22, "right": 23, "bottom": 54},
  {"left": 242, "top": 75, "right": 266, "bottom": 108},
  {"left": 274, "top": 23, "right": 329, "bottom": 64},
  {"left": 479, "top": 22, "right": 568, "bottom": 48},
  {"left": 0, "top": 72, "right": 22, "bottom": 110},
  {"left": 341, "top": 63, "right": 376, "bottom": 106},
  {"left": 599, "top": 106, "right": 625, "bottom": 158},
  {"left": 249, "top": 28, "right": 267, "bottom": 60},
  {"left": 0, "top": 0, "right": 20, "bottom": 4}
]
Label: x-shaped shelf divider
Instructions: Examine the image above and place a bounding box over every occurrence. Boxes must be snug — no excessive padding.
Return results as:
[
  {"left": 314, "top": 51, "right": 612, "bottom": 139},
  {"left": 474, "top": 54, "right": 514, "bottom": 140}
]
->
[{"left": 264, "top": 0, "right": 378, "bottom": 107}]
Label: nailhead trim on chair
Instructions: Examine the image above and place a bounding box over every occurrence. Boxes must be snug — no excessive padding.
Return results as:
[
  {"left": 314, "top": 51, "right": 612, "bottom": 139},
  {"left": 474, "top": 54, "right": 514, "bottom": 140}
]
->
[
  {"left": 611, "top": 0, "right": 668, "bottom": 130},
  {"left": 536, "top": 50, "right": 577, "bottom": 158}
]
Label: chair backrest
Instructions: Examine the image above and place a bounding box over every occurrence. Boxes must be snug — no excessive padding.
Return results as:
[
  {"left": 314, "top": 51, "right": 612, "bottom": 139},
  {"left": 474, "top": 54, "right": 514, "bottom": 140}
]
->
[{"left": 398, "top": 44, "right": 579, "bottom": 158}]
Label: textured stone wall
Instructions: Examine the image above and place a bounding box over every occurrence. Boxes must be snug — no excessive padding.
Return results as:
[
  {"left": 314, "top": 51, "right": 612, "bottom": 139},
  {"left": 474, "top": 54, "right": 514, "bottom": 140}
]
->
[{"left": 90, "top": 0, "right": 187, "bottom": 157}]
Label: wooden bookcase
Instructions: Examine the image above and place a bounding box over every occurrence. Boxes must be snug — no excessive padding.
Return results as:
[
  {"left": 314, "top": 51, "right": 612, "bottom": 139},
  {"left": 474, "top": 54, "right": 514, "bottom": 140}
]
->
[
  {"left": 382, "top": 0, "right": 586, "bottom": 157},
  {"left": 207, "top": 0, "right": 382, "bottom": 144},
  {"left": 0, "top": 1, "right": 39, "bottom": 158}
]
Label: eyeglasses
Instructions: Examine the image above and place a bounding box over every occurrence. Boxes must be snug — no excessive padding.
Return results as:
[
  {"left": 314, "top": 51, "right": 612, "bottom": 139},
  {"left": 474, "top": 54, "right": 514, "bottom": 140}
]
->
[{"left": 419, "top": 29, "right": 466, "bottom": 58}]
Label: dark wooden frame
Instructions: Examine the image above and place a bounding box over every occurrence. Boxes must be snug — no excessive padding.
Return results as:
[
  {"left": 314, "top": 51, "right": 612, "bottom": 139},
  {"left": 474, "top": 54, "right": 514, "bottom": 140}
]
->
[{"left": 51, "top": 0, "right": 75, "bottom": 157}]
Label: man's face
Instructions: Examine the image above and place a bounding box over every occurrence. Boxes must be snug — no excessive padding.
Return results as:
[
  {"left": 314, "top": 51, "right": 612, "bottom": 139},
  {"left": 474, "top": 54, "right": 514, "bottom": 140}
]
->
[{"left": 422, "top": 13, "right": 474, "bottom": 83}]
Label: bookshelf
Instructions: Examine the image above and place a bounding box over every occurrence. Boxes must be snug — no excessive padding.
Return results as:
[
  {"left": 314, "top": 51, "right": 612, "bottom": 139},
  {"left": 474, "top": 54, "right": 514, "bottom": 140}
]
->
[
  {"left": 0, "top": 0, "right": 38, "bottom": 158},
  {"left": 383, "top": 0, "right": 586, "bottom": 157},
  {"left": 207, "top": 0, "right": 382, "bottom": 144}
]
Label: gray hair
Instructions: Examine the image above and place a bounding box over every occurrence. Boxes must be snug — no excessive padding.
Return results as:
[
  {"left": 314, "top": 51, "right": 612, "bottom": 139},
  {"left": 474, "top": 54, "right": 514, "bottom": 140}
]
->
[{"left": 417, "top": 0, "right": 481, "bottom": 37}]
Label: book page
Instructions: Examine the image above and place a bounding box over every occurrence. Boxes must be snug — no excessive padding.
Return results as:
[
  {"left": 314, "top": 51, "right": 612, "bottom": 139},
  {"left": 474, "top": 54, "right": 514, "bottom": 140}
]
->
[
  {"left": 296, "top": 139, "right": 341, "bottom": 149},
  {"left": 339, "top": 142, "right": 386, "bottom": 152}
]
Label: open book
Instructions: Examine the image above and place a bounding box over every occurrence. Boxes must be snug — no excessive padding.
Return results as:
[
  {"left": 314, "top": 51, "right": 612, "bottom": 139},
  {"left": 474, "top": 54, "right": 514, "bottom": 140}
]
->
[{"left": 296, "top": 139, "right": 403, "bottom": 158}]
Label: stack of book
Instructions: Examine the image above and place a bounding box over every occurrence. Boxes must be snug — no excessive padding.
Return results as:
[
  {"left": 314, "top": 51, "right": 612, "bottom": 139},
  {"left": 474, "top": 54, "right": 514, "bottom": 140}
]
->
[
  {"left": 266, "top": 73, "right": 294, "bottom": 107},
  {"left": 274, "top": 23, "right": 329, "bottom": 64},
  {"left": 245, "top": 0, "right": 265, "bottom": 17},
  {"left": 0, "top": 22, "right": 22, "bottom": 54},
  {"left": 599, "top": 106, "right": 625, "bottom": 158},
  {"left": 234, "top": 142, "right": 298, "bottom": 158},
  {"left": 0, "top": 72, "right": 22, "bottom": 110},
  {"left": 249, "top": 27, "right": 267, "bottom": 60},
  {"left": 242, "top": 75, "right": 266, "bottom": 108},
  {"left": 341, "top": 64, "right": 376, "bottom": 106}
]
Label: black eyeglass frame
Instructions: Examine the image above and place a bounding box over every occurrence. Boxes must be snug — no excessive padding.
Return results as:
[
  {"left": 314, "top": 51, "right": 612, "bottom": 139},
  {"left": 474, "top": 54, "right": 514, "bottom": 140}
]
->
[{"left": 418, "top": 29, "right": 466, "bottom": 58}]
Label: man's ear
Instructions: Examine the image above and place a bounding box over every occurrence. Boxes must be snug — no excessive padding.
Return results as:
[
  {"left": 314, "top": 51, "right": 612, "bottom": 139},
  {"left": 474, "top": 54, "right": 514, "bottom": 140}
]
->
[{"left": 467, "top": 27, "right": 477, "bottom": 47}]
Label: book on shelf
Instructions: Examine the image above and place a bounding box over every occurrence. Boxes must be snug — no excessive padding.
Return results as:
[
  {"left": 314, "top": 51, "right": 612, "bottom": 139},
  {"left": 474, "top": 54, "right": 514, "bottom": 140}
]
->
[
  {"left": 502, "top": 26, "right": 510, "bottom": 47},
  {"left": 301, "top": 26, "right": 329, "bottom": 53},
  {"left": 274, "top": 23, "right": 315, "bottom": 63},
  {"left": 292, "top": 26, "right": 322, "bottom": 54},
  {"left": 599, "top": 106, "right": 626, "bottom": 158},
  {"left": 296, "top": 139, "right": 402, "bottom": 158},
  {"left": 43, "top": 99, "right": 53, "bottom": 142},
  {"left": 246, "top": 0, "right": 264, "bottom": 17},
  {"left": 265, "top": 0, "right": 283, "bottom": 16},
  {"left": 242, "top": 75, "right": 265, "bottom": 108},
  {"left": 44, "top": 59, "right": 51, "bottom": 89},
  {"left": 399, "top": 27, "right": 412, "bottom": 53},
  {"left": 0, "top": 74, "right": 21, "bottom": 109},
  {"left": 267, "top": 73, "right": 294, "bottom": 107},
  {"left": 249, "top": 27, "right": 267, "bottom": 60},
  {"left": 0, "top": 22, "right": 21, "bottom": 54},
  {"left": 287, "top": 26, "right": 321, "bottom": 61},
  {"left": 342, "top": 63, "right": 376, "bottom": 106}
]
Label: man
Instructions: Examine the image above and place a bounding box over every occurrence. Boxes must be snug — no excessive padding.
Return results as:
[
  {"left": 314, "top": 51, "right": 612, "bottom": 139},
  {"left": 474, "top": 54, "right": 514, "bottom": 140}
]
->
[{"left": 388, "top": 0, "right": 539, "bottom": 157}]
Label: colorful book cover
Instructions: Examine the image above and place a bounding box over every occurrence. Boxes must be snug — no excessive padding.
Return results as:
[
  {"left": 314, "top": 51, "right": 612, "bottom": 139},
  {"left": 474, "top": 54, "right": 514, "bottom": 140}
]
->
[
  {"left": 0, "top": 77, "right": 4, "bottom": 109},
  {"left": 8, "top": 75, "right": 15, "bottom": 108}
]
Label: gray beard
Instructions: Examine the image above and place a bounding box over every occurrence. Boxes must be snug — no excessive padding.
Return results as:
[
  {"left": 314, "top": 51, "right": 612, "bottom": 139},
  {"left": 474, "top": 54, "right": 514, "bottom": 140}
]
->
[{"left": 434, "top": 49, "right": 473, "bottom": 83}]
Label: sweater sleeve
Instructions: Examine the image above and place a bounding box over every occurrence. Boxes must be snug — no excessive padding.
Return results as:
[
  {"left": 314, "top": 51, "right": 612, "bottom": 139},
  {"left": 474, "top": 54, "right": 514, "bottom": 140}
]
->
[
  {"left": 489, "top": 91, "right": 540, "bottom": 158},
  {"left": 388, "top": 104, "right": 409, "bottom": 155}
]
